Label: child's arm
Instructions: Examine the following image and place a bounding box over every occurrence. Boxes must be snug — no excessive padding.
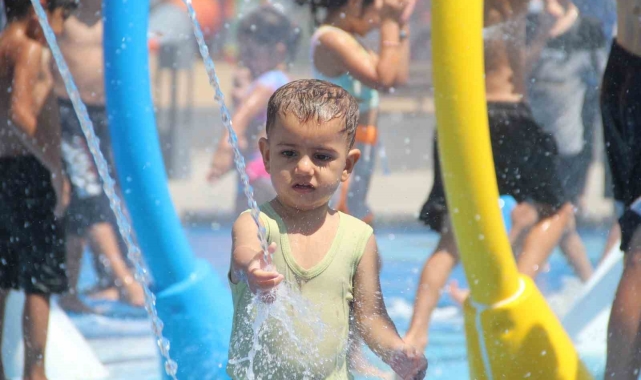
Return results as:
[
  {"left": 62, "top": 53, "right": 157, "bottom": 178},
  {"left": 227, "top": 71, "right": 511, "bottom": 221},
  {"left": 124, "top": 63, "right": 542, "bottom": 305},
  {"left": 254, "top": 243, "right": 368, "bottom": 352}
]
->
[
  {"left": 393, "top": 23, "right": 411, "bottom": 85},
  {"left": 231, "top": 212, "right": 283, "bottom": 294},
  {"left": 33, "top": 48, "right": 54, "bottom": 112},
  {"left": 208, "top": 84, "right": 274, "bottom": 182},
  {"left": 353, "top": 235, "right": 427, "bottom": 379},
  {"left": 316, "top": 0, "right": 411, "bottom": 90},
  {"left": 10, "top": 41, "right": 48, "bottom": 136}
]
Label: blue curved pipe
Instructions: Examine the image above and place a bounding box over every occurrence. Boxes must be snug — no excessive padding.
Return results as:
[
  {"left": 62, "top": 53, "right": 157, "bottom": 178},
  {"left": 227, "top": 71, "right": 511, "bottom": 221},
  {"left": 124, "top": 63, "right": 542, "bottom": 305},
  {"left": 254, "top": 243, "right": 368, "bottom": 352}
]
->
[{"left": 103, "top": 1, "right": 232, "bottom": 378}]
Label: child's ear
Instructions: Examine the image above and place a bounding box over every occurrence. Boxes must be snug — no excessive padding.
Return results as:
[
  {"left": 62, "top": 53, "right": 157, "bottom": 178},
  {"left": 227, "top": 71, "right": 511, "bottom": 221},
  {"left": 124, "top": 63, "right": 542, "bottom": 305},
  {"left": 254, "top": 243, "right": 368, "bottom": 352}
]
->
[
  {"left": 259, "top": 137, "right": 271, "bottom": 173},
  {"left": 342, "top": 148, "right": 361, "bottom": 182}
]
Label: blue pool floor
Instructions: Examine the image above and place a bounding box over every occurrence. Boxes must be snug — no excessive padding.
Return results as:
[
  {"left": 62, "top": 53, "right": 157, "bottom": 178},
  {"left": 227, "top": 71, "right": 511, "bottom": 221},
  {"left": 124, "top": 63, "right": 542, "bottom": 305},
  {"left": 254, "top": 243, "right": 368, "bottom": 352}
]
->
[{"left": 70, "top": 225, "right": 612, "bottom": 379}]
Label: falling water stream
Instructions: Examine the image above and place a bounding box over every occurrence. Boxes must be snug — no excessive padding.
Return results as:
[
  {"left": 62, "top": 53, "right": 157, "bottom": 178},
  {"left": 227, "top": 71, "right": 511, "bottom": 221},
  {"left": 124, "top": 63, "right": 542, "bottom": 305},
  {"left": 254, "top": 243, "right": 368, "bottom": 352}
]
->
[
  {"left": 30, "top": 1, "right": 179, "bottom": 378},
  {"left": 180, "top": 0, "right": 270, "bottom": 261}
]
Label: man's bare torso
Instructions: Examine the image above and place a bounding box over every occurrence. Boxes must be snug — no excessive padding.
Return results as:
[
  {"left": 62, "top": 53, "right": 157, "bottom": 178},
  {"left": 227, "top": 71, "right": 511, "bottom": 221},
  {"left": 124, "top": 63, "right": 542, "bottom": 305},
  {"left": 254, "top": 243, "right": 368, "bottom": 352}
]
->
[
  {"left": 617, "top": 0, "right": 641, "bottom": 56},
  {"left": 54, "top": 9, "right": 105, "bottom": 105},
  {"left": 484, "top": 0, "right": 530, "bottom": 102}
]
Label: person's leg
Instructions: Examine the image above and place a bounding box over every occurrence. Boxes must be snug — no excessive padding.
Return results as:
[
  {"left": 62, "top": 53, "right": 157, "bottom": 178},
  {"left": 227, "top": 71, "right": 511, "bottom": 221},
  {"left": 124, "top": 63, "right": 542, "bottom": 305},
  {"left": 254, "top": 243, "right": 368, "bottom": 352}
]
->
[
  {"left": 558, "top": 207, "right": 593, "bottom": 281},
  {"left": 600, "top": 221, "right": 622, "bottom": 265},
  {"left": 23, "top": 293, "right": 50, "bottom": 380},
  {"left": 509, "top": 202, "right": 538, "bottom": 256},
  {"left": 605, "top": 227, "right": 641, "bottom": 379},
  {"left": 516, "top": 203, "right": 573, "bottom": 278},
  {"left": 404, "top": 220, "right": 458, "bottom": 351},
  {"left": 0, "top": 289, "right": 9, "bottom": 380},
  {"left": 558, "top": 228, "right": 593, "bottom": 282},
  {"left": 57, "top": 235, "right": 93, "bottom": 313},
  {"left": 87, "top": 222, "right": 144, "bottom": 306}
]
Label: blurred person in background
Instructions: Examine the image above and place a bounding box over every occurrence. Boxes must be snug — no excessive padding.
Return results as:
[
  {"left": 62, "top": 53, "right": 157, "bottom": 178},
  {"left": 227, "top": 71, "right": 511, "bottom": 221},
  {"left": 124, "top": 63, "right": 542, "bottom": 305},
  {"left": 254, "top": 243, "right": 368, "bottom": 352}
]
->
[
  {"left": 525, "top": 0, "right": 607, "bottom": 281},
  {"left": 207, "top": 5, "right": 300, "bottom": 215},
  {"left": 602, "top": 0, "right": 641, "bottom": 377},
  {"left": 0, "top": 1, "right": 76, "bottom": 378},
  {"left": 407, "top": 0, "right": 589, "bottom": 352},
  {"left": 300, "top": 0, "right": 414, "bottom": 226},
  {"left": 54, "top": 0, "right": 144, "bottom": 311}
]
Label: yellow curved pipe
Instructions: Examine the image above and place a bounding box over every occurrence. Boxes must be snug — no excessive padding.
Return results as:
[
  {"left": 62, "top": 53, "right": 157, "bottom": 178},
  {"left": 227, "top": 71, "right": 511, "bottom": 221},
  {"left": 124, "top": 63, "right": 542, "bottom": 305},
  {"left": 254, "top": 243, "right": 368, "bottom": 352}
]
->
[{"left": 432, "top": 0, "right": 593, "bottom": 378}]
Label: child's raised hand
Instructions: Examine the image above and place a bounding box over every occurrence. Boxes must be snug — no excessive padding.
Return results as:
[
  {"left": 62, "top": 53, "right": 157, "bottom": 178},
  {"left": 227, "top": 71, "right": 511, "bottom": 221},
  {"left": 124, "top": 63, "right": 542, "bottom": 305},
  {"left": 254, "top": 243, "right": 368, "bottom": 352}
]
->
[
  {"left": 388, "top": 343, "right": 427, "bottom": 380},
  {"left": 380, "top": 0, "right": 409, "bottom": 23},
  {"left": 399, "top": 0, "right": 416, "bottom": 24},
  {"left": 246, "top": 243, "right": 283, "bottom": 301}
]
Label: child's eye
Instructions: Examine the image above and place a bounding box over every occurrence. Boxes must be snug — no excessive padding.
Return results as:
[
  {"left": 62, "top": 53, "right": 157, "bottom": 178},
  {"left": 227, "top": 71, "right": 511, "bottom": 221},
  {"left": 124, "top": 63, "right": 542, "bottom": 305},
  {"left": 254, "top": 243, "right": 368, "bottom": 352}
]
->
[
  {"left": 281, "top": 150, "right": 296, "bottom": 158},
  {"left": 314, "top": 153, "right": 333, "bottom": 162}
]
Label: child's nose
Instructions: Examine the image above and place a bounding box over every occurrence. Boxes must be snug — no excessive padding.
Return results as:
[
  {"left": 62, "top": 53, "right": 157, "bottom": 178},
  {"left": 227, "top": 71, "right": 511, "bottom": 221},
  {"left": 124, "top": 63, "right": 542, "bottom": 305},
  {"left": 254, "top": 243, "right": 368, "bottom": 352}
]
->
[{"left": 294, "top": 156, "right": 314, "bottom": 176}]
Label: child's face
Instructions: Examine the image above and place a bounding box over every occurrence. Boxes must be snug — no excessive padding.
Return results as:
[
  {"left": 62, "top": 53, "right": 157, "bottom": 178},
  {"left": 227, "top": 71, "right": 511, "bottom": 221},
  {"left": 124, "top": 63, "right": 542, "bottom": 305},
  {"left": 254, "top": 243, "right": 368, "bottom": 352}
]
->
[
  {"left": 259, "top": 112, "right": 360, "bottom": 211},
  {"left": 238, "top": 36, "right": 286, "bottom": 76},
  {"left": 46, "top": 8, "right": 70, "bottom": 36}
]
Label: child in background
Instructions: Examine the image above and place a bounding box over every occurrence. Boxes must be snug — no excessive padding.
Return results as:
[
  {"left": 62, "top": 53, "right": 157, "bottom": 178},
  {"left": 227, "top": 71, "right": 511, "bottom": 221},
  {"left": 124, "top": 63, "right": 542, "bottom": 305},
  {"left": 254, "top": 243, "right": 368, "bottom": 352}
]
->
[
  {"left": 227, "top": 79, "right": 427, "bottom": 380},
  {"left": 300, "top": 0, "right": 413, "bottom": 225},
  {"left": 207, "top": 5, "right": 300, "bottom": 215},
  {"left": 0, "top": 0, "right": 76, "bottom": 378}
]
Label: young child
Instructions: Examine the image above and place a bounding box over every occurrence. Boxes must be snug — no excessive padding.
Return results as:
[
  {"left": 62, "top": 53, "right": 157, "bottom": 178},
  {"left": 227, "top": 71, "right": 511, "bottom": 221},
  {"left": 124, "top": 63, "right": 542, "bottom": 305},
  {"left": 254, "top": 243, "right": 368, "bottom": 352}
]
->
[
  {"left": 227, "top": 79, "right": 427, "bottom": 380},
  {"left": 0, "top": 0, "right": 76, "bottom": 378},
  {"left": 300, "top": 0, "right": 413, "bottom": 225},
  {"left": 207, "top": 5, "right": 300, "bottom": 215},
  {"left": 53, "top": 0, "right": 145, "bottom": 311}
]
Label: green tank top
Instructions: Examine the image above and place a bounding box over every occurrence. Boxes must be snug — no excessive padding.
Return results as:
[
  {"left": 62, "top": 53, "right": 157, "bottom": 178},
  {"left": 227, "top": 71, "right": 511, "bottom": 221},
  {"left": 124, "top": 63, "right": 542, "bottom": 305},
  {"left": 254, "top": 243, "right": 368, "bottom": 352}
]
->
[{"left": 227, "top": 203, "right": 373, "bottom": 379}]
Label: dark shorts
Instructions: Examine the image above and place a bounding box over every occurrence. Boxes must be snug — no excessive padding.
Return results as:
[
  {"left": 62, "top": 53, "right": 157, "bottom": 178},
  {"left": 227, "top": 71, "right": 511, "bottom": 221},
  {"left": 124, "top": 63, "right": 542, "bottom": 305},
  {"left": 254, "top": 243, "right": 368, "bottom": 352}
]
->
[
  {"left": 0, "top": 156, "right": 68, "bottom": 294},
  {"left": 420, "top": 102, "right": 567, "bottom": 231},
  {"left": 601, "top": 41, "right": 641, "bottom": 252},
  {"left": 59, "top": 98, "right": 117, "bottom": 236}
]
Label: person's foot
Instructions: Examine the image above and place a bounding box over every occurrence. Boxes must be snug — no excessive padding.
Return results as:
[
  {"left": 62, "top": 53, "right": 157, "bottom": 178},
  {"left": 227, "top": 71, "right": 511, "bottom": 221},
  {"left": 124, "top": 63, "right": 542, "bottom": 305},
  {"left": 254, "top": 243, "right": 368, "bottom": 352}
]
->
[
  {"left": 84, "top": 285, "right": 120, "bottom": 302},
  {"left": 24, "top": 366, "right": 48, "bottom": 380},
  {"left": 57, "top": 294, "right": 94, "bottom": 314},
  {"left": 24, "top": 374, "right": 48, "bottom": 380},
  {"left": 447, "top": 280, "right": 470, "bottom": 306},
  {"left": 119, "top": 278, "right": 145, "bottom": 307}
]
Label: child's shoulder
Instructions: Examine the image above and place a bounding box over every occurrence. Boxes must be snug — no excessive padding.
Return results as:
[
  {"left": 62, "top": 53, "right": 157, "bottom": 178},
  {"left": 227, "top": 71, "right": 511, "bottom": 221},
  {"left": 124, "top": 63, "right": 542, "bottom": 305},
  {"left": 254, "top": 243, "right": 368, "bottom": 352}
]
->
[
  {"left": 337, "top": 211, "right": 374, "bottom": 238},
  {"left": 1, "top": 30, "right": 43, "bottom": 64}
]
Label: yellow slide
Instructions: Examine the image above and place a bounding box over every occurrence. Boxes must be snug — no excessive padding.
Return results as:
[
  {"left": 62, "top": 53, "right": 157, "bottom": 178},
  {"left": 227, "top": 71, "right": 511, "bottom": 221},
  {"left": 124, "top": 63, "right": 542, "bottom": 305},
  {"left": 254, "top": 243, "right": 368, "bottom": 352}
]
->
[{"left": 431, "top": 0, "right": 593, "bottom": 378}]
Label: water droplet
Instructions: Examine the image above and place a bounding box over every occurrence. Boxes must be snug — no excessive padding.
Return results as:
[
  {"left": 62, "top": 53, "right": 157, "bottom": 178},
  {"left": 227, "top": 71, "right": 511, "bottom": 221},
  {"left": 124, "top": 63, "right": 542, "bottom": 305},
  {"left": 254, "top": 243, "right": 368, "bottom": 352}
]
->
[{"left": 164, "top": 359, "right": 178, "bottom": 376}]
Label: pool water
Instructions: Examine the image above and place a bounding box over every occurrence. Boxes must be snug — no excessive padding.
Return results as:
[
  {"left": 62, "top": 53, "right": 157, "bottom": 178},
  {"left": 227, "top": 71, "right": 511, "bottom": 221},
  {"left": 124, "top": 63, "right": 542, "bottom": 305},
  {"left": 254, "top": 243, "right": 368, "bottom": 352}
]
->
[{"left": 186, "top": 224, "right": 610, "bottom": 379}]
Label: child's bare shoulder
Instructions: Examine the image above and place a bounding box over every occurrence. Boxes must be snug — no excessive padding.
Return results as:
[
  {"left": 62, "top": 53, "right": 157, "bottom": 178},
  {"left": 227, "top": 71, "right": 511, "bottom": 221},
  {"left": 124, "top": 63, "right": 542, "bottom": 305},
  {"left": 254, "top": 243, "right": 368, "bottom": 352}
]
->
[
  {"left": 233, "top": 211, "right": 258, "bottom": 233},
  {"left": 1, "top": 30, "right": 43, "bottom": 67}
]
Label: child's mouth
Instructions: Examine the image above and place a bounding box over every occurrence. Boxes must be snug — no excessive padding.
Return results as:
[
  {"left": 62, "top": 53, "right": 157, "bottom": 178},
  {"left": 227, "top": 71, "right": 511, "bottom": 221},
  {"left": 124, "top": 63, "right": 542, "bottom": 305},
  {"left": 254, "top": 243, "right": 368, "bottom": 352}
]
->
[{"left": 292, "top": 183, "right": 315, "bottom": 193}]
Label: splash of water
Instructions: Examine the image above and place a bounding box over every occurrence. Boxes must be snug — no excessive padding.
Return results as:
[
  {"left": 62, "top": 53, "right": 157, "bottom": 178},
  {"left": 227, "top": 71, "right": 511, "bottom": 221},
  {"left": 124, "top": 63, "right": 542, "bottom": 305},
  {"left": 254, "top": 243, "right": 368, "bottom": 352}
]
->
[
  {"left": 30, "top": 1, "right": 178, "bottom": 378},
  {"left": 180, "top": 0, "right": 270, "bottom": 263},
  {"left": 227, "top": 285, "right": 331, "bottom": 379}
]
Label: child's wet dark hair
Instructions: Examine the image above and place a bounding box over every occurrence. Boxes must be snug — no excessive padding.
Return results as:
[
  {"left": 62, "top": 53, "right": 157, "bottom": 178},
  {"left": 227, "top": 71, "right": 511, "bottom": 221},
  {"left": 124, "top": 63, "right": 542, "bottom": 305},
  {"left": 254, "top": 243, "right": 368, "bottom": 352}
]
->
[
  {"left": 266, "top": 79, "right": 360, "bottom": 148},
  {"left": 295, "top": 0, "right": 375, "bottom": 26},
  {"left": 237, "top": 5, "right": 301, "bottom": 64},
  {"left": 5, "top": 0, "right": 77, "bottom": 21}
]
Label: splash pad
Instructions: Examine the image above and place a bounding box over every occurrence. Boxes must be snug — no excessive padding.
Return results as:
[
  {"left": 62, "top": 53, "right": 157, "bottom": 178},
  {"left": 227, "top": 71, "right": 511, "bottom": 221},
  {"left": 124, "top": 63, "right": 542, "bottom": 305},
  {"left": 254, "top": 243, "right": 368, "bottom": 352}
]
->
[{"left": 6, "top": 0, "right": 617, "bottom": 378}]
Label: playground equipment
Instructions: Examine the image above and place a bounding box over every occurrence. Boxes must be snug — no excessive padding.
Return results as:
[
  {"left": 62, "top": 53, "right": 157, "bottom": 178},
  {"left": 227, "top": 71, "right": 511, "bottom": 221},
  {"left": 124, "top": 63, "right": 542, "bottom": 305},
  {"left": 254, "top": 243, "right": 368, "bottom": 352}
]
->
[
  {"left": 104, "top": 0, "right": 232, "bottom": 378},
  {"left": 2, "top": 292, "right": 108, "bottom": 379},
  {"left": 432, "top": 0, "right": 592, "bottom": 378}
]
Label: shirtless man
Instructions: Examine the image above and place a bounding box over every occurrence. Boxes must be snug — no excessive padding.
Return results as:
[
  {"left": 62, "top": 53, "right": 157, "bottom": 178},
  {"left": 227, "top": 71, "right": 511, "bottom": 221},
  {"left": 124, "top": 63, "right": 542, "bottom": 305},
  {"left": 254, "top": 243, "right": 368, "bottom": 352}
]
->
[
  {"left": 54, "top": 0, "right": 144, "bottom": 310},
  {"left": 602, "top": 1, "right": 641, "bottom": 378},
  {"left": 406, "top": 0, "right": 584, "bottom": 351}
]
